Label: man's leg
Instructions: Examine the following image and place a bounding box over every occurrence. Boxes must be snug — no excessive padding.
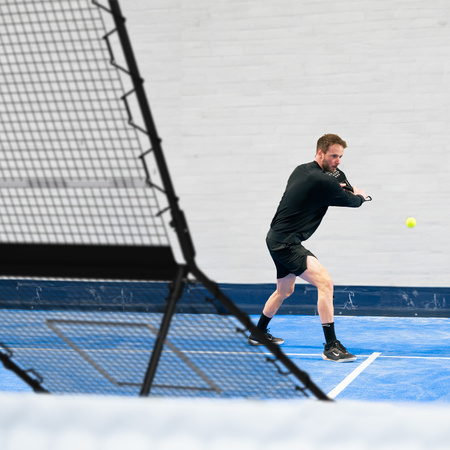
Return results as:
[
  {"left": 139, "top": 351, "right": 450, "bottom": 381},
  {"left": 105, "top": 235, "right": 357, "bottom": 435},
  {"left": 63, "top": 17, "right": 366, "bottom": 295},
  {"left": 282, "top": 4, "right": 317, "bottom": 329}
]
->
[
  {"left": 263, "top": 273, "right": 297, "bottom": 318},
  {"left": 248, "top": 274, "right": 296, "bottom": 346},
  {"left": 300, "top": 256, "right": 357, "bottom": 362},
  {"left": 298, "top": 256, "right": 333, "bottom": 323}
]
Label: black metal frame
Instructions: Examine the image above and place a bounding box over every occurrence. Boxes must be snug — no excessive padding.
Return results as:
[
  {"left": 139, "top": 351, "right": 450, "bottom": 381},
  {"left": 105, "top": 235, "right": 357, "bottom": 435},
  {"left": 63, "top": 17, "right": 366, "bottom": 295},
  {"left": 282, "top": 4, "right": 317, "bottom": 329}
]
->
[
  {"left": 0, "top": 345, "right": 49, "bottom": 393},
  {"left": 106, "top": 0, "right": 331, "bottom": 401}
]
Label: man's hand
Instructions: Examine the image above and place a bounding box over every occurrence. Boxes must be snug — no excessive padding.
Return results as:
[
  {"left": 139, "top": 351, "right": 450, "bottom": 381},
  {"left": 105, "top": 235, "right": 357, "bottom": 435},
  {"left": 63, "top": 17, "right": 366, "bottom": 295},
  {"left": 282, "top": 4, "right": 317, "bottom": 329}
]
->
[
  {"left": 352, "top": 186, "right": 367, "bottom": 199},
  {"left": 340, "top": 182, "right": 371, "bottom": 201}
]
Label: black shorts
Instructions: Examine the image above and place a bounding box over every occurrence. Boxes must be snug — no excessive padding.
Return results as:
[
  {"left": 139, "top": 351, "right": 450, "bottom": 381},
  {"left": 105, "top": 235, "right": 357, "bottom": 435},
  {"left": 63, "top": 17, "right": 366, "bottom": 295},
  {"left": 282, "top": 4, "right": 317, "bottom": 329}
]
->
[{"left": 266, "top": 237, "right": 315, "bottom": 279}]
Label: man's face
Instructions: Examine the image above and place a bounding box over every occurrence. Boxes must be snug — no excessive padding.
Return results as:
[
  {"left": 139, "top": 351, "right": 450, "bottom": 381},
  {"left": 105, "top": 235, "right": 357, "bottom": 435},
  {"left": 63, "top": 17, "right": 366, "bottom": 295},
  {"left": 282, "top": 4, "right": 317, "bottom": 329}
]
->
[{"left": 317, "top": 143, "right": 344, "bottom": 173}]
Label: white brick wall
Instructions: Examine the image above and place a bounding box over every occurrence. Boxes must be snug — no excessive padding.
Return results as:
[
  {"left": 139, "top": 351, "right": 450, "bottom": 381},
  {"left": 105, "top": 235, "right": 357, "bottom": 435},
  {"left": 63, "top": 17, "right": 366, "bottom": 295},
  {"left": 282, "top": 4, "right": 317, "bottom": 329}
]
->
[{"left": 124, "top": 0, "right": 450, "bottom": 287}]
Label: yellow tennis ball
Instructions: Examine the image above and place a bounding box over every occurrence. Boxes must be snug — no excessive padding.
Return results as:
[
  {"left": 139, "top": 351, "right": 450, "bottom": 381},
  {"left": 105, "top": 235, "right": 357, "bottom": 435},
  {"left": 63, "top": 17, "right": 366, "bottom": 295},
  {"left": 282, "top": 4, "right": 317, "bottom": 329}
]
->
[{"left": 406, "top": 217, "right": 416, "bottom": 228}]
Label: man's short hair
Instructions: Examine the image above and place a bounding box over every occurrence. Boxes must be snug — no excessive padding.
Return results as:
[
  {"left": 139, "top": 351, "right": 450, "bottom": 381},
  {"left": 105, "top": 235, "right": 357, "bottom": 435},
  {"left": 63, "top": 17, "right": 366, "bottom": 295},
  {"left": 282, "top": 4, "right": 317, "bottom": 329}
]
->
[{"left": 316, "top": 134, "right": 347, "bottom": 154}]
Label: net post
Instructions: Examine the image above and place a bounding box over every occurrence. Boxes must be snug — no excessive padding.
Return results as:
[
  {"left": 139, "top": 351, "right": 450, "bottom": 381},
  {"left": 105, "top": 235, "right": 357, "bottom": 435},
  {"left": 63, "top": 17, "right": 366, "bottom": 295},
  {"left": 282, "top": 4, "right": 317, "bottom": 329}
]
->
[{"left": 140, "top": 264, "right": 187, "bottom": 396}]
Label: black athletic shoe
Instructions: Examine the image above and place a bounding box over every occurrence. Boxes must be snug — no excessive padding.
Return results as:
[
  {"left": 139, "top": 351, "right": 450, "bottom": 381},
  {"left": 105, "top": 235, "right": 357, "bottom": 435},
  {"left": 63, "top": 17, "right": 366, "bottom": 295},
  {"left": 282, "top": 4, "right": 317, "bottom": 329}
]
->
[
  {"left": 248, "top": 329, "right": 284, "bottom": 346},
  {"left": 322, "top": 340, "right": 357, "bottom": 362}
]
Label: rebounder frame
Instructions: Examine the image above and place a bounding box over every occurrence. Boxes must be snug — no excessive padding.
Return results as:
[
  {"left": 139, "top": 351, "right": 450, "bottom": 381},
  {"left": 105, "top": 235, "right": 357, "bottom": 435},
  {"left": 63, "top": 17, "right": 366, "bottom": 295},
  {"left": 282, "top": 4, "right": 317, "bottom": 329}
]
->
[{"left": 106, "top": 0, "right": 330, "bottom": 401}]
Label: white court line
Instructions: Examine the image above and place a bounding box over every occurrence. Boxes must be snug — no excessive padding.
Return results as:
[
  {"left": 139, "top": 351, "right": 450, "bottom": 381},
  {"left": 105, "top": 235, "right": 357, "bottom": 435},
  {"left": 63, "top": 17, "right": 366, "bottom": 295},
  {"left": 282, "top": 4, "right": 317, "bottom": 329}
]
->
[
  {"left": 284, "top": 352, "right": 450, "bottom": 361},
  {"left": 327, "top": 352, "right": 381, "bottom": 399},
  {"left": 375, "top": 355, "right": 450, "bottom": 360}
]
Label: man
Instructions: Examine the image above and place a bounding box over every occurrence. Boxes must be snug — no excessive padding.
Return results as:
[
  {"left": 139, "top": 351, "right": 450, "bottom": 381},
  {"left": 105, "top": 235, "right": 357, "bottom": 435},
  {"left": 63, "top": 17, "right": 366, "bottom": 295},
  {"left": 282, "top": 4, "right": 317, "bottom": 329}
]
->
[{"left": 248, "top": 134, "right": 369, "bottom": 362}]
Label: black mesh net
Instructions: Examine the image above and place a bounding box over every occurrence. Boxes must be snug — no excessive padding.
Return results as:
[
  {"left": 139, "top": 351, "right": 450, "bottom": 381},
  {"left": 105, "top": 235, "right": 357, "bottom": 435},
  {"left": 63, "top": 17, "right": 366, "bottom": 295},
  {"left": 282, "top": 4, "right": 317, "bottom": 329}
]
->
[{"left": 0, "top": 0, "right": 168, "bottom": 246}]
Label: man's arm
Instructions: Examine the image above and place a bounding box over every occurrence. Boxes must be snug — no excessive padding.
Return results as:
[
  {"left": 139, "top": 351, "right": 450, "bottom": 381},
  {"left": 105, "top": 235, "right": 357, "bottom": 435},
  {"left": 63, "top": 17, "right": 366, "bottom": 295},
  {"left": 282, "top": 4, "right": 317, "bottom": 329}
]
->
[{"left": 323, "top": 178, "right": 366, "bottom": 207}]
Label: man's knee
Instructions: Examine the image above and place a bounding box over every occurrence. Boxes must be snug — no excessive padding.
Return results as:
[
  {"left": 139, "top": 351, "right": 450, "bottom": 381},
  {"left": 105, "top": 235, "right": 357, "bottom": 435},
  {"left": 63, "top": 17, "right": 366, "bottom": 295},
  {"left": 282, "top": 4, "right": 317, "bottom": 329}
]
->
[
  {"left": 276, "top": 275, "right": 296, "bottom": 299},
  {"left": 318, "top": 274, "right": 333, "bottom": 296},
  {"left": 278, "top": 284, "right": 295, "bottom": 299}
]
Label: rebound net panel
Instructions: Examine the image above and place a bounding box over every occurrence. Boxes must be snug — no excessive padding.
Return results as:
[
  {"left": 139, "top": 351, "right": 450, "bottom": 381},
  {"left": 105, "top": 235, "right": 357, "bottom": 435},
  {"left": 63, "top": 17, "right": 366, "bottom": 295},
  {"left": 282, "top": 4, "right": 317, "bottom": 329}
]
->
[{"left": 0, "top": 0, "right": 330, "bottom": 400}]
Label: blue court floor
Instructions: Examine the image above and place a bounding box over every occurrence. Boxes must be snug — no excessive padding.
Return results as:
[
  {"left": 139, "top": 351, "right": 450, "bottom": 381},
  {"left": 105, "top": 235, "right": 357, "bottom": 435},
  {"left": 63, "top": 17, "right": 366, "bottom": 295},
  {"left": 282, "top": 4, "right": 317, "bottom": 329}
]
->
[
  {"left": 263, "top": 315, "right": 450, "bottom": 402},
  {"left": 1, "top": 315, "right": 449, "bottom": 402}
]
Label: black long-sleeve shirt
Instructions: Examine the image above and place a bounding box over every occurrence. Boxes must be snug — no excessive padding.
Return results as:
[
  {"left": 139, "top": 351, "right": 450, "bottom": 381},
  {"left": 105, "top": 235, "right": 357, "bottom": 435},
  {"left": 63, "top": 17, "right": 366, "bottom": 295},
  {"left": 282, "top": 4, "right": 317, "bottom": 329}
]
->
[{"left": 267, "top": 161, "right": 365, "bottom": 244}]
